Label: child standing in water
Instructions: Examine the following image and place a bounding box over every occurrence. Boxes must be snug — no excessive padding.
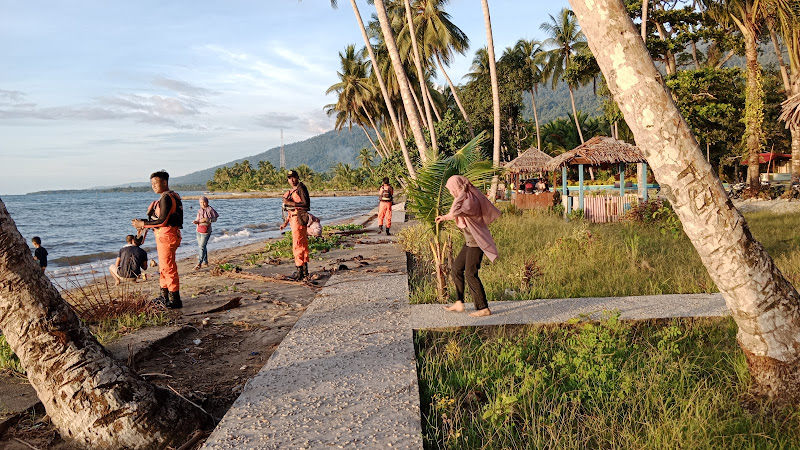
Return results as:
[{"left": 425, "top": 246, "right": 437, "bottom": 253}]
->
[
  {"left": 31, "top": 236, "right": 48, "bottom": 272},
  {"left": 435, "top": 175, "right": 501, "bottom": 317}
]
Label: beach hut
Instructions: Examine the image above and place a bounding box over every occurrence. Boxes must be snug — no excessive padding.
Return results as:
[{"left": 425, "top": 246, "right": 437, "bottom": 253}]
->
[
  {"left": 504, "top": 147, "right": 555, "bottom": 209},
  {"left": 544, "top": 136, "right": 648, "bottom": 222}
]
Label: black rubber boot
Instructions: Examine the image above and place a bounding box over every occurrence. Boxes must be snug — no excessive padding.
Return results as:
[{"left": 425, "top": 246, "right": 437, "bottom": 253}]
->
[
  {"left": 302, "top": 263, "right": 309, "bottom": 280},
  {"left": 378, "top": 225, "right": 383, "bottom": 234},
  {"left": 154, "top": 287, "right": 169, "bottom": 306},
  {"left": 386, "top": 227, "right": 391, "bottom": 236},
  {"left": 288, "top": 266, "right": 303, "bottom": 281},
  {"left": 166, "top": 291, "right": 182, "bottom": 309}
]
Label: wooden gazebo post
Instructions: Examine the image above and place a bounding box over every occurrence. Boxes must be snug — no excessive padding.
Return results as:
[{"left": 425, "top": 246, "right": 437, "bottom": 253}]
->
[
  {"left": 619, "top": 163, "right": 625, "bottom": 198},
  {"left": 578, "top": 163, "right": 585, "bottom": 210}
]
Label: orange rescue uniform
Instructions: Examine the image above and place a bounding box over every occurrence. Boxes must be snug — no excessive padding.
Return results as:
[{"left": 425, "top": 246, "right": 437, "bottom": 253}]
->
[
  {"left": 378, "top": 185, "right": 393, "bottom": 229},
  {"left": 284, "top": 189, "right": 309, "bottom": 267},
  {"left": 143, "top": 191, "right": 183, "bottom": 292}
]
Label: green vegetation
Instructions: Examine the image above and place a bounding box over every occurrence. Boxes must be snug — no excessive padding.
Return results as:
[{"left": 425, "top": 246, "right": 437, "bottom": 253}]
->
[
  {"left": 0, "top": 335, "right": 25, "bottom": 375},
  {"left": 254, "top": 225, "right": 364, "bottom": 261},
  {"left": 93, "top": 312, "right": 170, "bottom": 345},
  {"left": 416, "top": 315, "right": 800, "bottom": 449},
  {"left": 400, "top": 207, "right": 800, "bottom": 303}
]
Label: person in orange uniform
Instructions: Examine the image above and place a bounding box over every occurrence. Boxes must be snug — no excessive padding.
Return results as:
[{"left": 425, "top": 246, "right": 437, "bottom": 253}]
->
[
  {"left": 377, "top": 177, "right": 393, "bottom": 236},
  {"left": 132, "top": 170, "right": 184, "bottom": 308},
  {"left": 283, "top": 170, "right": 311, "bottom": 281}
]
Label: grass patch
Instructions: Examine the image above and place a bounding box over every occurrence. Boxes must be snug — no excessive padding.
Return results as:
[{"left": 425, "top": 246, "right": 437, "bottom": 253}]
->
[
  {"left": 416, "top": 316, "right": 800, "bottom": 449},
  {"left": 400, "top": 209, "right": 800, "bottom": 303},
  {"left": 255, "top": 225, "right": 363, "bottom": 261},
  {"left": 0, "top": 334, "right": 25, "bottom": 376}
]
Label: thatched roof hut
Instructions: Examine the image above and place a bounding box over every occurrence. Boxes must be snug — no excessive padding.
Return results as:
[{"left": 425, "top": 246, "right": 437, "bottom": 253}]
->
[
  {"left": 544, "top": 136, "right": 646, "bottom": 171},
  {"left": 780, "top": 92, "right": 800, "bottom": 128},
  {"left": 505, "top": 147, "right": 553, "bottom": 173}
]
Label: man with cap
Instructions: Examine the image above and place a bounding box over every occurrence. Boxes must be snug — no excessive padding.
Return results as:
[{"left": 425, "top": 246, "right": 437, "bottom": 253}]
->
[{"left": 283, "top": 169, "right": 311, "bottom": 280}]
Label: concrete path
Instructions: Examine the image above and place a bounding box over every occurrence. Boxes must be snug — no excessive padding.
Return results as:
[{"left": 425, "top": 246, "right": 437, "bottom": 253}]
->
[
  {"left": 409, "top": 293, "right": 727, "bottom": 329},
  {"left": 203, "top": 208, "right": 423, "bottom": 450}
]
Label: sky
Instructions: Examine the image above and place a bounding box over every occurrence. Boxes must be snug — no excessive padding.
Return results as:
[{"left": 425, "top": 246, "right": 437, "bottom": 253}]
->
[{"left": 0, "top": 0, "right": 570, "bottom": 195}]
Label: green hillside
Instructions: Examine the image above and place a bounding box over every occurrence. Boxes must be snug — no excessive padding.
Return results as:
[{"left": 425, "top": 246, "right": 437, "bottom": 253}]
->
[
  {"left": 169, "top": 128, "right": 374, "bottom": 186},
  {"left": 522, "top": 82, "right": 604, "bottom": 124}
]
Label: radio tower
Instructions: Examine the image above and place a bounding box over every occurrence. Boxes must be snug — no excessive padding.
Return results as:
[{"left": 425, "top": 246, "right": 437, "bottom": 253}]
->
[{"left": 279, "top": 129, "right": 285, "bottom": 170}]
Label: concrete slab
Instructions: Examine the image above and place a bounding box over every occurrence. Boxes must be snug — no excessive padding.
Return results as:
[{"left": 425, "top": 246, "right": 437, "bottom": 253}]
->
[
  {"left": 409, "top": 293, "right": 728, "bottom": 329},
  {"left": 203, "top": 212, "right": 422, "bottom": 450}
]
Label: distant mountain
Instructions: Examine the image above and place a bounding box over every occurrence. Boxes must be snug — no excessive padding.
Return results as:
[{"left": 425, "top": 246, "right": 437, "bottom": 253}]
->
[
  {"left": 522, "top": 82, "right": 604, "bottom": 125},
  {"left": 167, "top": 128, "right": 374, "bottom": 187}
]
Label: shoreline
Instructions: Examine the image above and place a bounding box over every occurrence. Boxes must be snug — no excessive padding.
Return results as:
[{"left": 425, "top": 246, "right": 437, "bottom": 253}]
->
[{"left": 183, "top": 189, "right": 389, "bottom": 200}]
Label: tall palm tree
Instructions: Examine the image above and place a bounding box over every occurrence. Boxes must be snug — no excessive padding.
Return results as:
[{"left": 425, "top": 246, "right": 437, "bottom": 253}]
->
[
  {"left": 570, "top": 0, "right": 800, "bottom": 403},
  {"left": 326, "top": 45, "right": 385, "bottom": 157},
  {"left": 514, "top": 38, "right": 545, "bottom": 150},
  {"left": 768, "top": 6, "right": 800, "bottom": 181},
  {"left": 464, "top": 47, "right": 490, "bottom": 82},
  {"left": 480, "top": 0, "right": 502, "bottom": 201},
  {"left": 415, "top": 0, "right": 474, "bottom": 136},
  {"left": 373, "top": 0, "right": 431, "bottom": 163},
  {"left": 540, "top": 8, "right": 589, "bottom": 144},
  {"left": 0, "top": 201, "right": 206, "bottom": 448},
  {"left": 330, "top": 0, "right": 418, "bottom": 179}
]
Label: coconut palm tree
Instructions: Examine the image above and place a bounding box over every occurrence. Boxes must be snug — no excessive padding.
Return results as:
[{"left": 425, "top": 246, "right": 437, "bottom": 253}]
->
[
  {"left": 539, "top": 8, "right": 589, "bottom": 144},
  {"left": 514, "top": 38, "right": 545, "bottom": 150},
  {"left": 0, "top": 200, "right": 207, "bottom": 448},
  {"left": 330, "top": 0, "right": 418, "bottom": 179},
  {"left": 479, "top": 0, "right": 502, "bottom": 200},
  {"left": 768, "top": 7, "right": 800, "bottom": 181},
  {"left": 373, "top": 0, "right": 431, "bottom": 163},
  {"left": 358, "top": 147, "right": 375, "bottom": 171},
  {"left": 414, "top": 0, "right": 474, "bottom": 136},
  {"left": 570, "top": 0, "right": 800, "bottom": 403},
  {"left": 405, "top": 131, "right": 495, "bottom": 298},
  {"left": 464, "top": 47, "right": 490, "bottom": 82}
]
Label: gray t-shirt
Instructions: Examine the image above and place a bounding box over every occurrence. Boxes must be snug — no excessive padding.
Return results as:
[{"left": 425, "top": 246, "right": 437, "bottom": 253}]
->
[{"left": 463, "top": 227, "right": 479, "bottom": 247}]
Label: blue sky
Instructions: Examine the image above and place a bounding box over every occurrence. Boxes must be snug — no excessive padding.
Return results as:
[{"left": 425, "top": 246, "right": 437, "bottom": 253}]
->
[{"left": 0, "top": 0, "right": 569, "bottom": 195}]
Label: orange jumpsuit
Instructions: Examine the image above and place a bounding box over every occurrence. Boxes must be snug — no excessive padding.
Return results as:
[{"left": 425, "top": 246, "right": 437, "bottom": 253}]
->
[
  {"left": 143, "top": 192, "right": 182, "bottom": 292},
  {"left": 378, "top": 185, "right": 393, "bottom": 229},
  {"left": 284, "top": 188, "right": 309, "bottom": 267}
]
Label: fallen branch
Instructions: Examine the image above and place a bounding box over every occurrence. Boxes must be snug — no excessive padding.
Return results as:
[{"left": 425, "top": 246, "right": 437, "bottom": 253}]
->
[
  {"left": 176, "top": 430, "right": 206, "bottom": 450},
  {"left": 167, "top": 385, "right": 218, "bottom": 424}
]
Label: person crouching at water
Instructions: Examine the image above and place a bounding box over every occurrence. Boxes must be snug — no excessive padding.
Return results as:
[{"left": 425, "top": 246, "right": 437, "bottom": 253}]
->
[
  {"left": 377, "top": 177, "right": 393, "bottom": 235},
  {"left": 193, "top": 196, "right": 219, "bottom": 270},
  {"left": 109, "top": 234, "right": 148, "bottom": 285},
  {"left": 283, "top": 170, "right": 311, "bottom": 281},
  {"left": 132, "top": 170, "right": 184, "bottom": 309},
  {"left": 435, "top": 175, "right": 501, "bottom": 317}
]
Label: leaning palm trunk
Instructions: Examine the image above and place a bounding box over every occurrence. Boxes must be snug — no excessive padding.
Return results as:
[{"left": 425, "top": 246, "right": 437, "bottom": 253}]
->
[
  {"left": 404, "top": 0, "right": 438, "bottom": 154},
  {"left": 348, "top": 0, "right": 417, "bottom": 179},
  {"left": 436, "top": 54, "right": 474, "bottom": 137},
  {"left": 0, "top": 200, "right": 206, "bottom": 448},
  {"left": 530, "top": 88, "right": 542, "bottom": 149},
  {"left": 374, "top": 0, "right": 430, "bottom": 163},
  {"left": 569, "top": 0, "right": 800, "bottom": 403},
  {"left": 481, "top": 0, "right": 502, "bottom": 200},
  {"left": 568, "top": 84, "right": 585, "bottom": 144},
  {"left": 359, "top": 123, "right": 384, "bottom": 158}
]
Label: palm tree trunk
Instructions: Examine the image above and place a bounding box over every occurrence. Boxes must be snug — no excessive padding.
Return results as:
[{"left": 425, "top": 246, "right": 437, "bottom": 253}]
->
[
  {"left": 374, "top": 0, "right": 430, "bottom": 164},
  {"left": 768, "top": 24, "right": 791, "bottom": 92},
  {"left": 364, "top": 108, "right": 391, "bottom": 157},
  {"left": 530, "top": 88, "right": 541, "bottom": 149},
  {"left": 481, "top": 0, "right": 502, "bottom": 200},
  {"left": 359, "top": 123, "right": 384, "bottom": 157},
  {"left": 741, "top": 24, "right": 765, "bottom": 192},
  {"left": 348, "top": 0, "right": 417, "bottom": 179},
  {"left": 768, "top": 25, "right": 799, "bottom": 183},
  {"left": 426, "top": 84, "right": 442, "bottom": 121},
  {"left": 0, "top": 200, "right": 206, "bottom": 449},
  {"left": 791, "top": 80, "right": 800, "bottom": 183},
  {"left": 568, "top": 84, "right": 585, "bottom": 144},
  {"left": 436, "top": 53, "right": 474, "bottom": 137},
  {"left": 641, "top": 0, "right": 648, "bottom": 41},
  {"left": 570, "top": 0, "right": 800, "bottom": 403},
  {"left": 404, "top": 0, "right": 438, "bottom": 154}
]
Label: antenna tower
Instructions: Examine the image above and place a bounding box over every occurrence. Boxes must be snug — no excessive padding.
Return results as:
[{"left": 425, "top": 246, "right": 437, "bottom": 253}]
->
[{"left": 279, "top": 129, "right": 286, "bottom": 170}]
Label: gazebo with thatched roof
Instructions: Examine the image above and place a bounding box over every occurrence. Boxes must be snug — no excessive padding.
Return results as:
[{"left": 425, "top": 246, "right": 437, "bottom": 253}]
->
[
  {"left": 505, "top": 146, "right": 553, "bottom": 189},
  {"left": 544, "top": 135, "right": 648, "bottom": 216}
]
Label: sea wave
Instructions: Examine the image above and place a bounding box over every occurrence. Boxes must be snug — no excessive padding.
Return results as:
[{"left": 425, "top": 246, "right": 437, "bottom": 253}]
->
[
  {"left": 51, "top": 251, "right": 118, "bottom": 266},
  {"left": 211, "top": 229, "right": 253, "bottom": 243}
]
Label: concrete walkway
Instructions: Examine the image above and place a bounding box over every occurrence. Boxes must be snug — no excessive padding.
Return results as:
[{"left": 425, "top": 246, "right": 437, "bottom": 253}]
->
[
  {"left": 203, "top": 208, "right": 423, "bottom": 450},
  {"left": 203, "top": 209, "right": 730, "bottom": 449}
]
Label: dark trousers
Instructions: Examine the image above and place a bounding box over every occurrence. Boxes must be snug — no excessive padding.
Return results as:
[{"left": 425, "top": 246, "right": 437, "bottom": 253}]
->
[{"left": 452, "top": 245, "right": 488, "bottom": 311}]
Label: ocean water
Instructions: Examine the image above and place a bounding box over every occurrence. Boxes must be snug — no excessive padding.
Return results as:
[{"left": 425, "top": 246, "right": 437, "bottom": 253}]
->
[{"left": 1, "top": 191, "right": 376, "bottom": 285}]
